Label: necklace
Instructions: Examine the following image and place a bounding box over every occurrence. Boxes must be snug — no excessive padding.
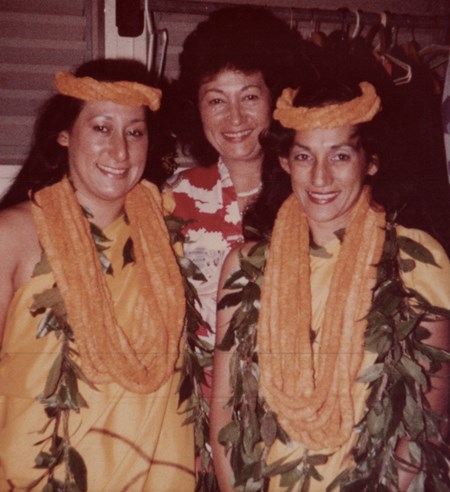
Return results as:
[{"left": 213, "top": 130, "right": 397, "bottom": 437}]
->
[
  {"left": 217, "top": 211, "right": 450, "bottom": 490},
  {"left": 236, "top": 183, "right": 262, "bottom": 198},
  {"left": 32, "top": 177, "right": 185, "bottom": 393}
]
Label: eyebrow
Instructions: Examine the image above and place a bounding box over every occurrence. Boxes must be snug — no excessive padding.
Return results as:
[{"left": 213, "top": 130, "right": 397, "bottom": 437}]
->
[
  {"left": 292, "top": 139, "right": 361, "bottom": 151},
  {"left": 88, "top": 114, "right": 146, "bottom": 123},
  {"left": 200, "top": 84, "right": 263, "bottom": 95}
]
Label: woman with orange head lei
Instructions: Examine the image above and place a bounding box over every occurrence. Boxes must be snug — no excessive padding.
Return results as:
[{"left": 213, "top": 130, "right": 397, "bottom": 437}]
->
[
  {"left": 0, "top": 59, "right": 194, "bottom": 490},
  {"left": 211, "top": 80, "right": 450, "bottom": 491}
]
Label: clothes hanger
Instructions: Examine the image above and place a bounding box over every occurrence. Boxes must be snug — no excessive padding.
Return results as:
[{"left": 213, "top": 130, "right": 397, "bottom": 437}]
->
[
  {"left": 374, "top": 12, "right": 412, "bottom": 85},
  {"left": 419, "top": 44, "right": 450, "bottom": 57},
  {"left": 386, "top": 52, "right": 413, "bottom": 85},
  {"left": 415, "top": 44, "right": 450, "bottom": 82},
  {"left": 350, "top": 9, "right": 362, "bottom": 40},
  {"left": 419, "top": 44, "right": 450, "bottom": 69}
]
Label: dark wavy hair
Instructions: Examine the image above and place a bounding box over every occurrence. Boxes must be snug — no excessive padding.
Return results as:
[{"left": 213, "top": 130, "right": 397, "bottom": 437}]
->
[
  {"left": 0, "top": 58, "right": 169, "bottom": 209},
  {"left": 243, "top": 80, "right": 391, "bottom": 240},
  {"left": 167, "top": 5, "right": 320, "bottom": 167}
]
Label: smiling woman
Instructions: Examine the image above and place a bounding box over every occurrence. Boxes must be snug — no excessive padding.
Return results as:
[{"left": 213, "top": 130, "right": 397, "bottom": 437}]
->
[
  {"left": 162, "top": 6, "right": 319, "bottom": 485},
  {"left": 197, "top": 70, "right": 272, "bottom": 168},
  {"left": 279, "top": 125, "right": 378, "bottom": 245},
  {"left": 211, "top": 79, "right": 450, "bottom": 491},
  {"left": 57, "top": 100, "right": 149, "bottom": 227},
  {"left": 0, "top": 59, "right": 195, "bottom": 491}
]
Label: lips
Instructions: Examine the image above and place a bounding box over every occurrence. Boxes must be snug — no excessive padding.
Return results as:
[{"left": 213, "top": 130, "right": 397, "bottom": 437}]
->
[
  {"left": 222, "top": 129, "right": 252, "bottom": 141},
  {"left": 307, "top": 191, "right": 339, "bottom": 204},
  {"left": 97, "top": 163, "right": 128, "bottom": 177}
]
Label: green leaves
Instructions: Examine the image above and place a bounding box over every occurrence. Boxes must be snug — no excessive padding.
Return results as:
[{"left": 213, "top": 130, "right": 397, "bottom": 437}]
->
[
  {"left": 397, "top": 235, "right": 441, "bottom": 268},
  {"left": 29, "top": 208, "right": 117, "bottom": 491},
  {"left": 32, "top": 251, "right": 52, "bottom": 277},
  {"left": 340, "top": 220, "right": 450, "bottom": 491},
  {"left": 41, "top": 353, "right": 63, "bottom": 399},
  {"left": 260, "top": 411, "right": 277, "bottom": 447},
  {"left": 216, "top": 239, "right": 328, "bottom": 491},
  {"left": 68, "top": 447, "right": 88, "bottom": 492},
  {"left": 164, "top": 214, "right": 193, "bottom": 246},
  {"left": 218, "top": 421, "right": 240, "bottom": 446},
  {"left": 122, "top": 237, "right": 135, "bottom": 267},
  {"left": 89, "top": 218, "right": 113, "bottom": 274},
  {"left": 165, "top": 213, "right": 218, "bottom": 489}
]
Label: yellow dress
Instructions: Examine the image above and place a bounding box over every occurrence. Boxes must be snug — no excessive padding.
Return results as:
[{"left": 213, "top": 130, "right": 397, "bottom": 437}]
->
[
  {"left": 0, "top": 216, "right": 195, "bottom": 491},
  {"left": 267, "top": 226, "right": 450, "bottom": 491}
]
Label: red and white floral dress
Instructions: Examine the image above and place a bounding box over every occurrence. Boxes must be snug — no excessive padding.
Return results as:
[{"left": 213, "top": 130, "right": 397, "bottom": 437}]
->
[{"left": 166, "top": 160, "right": 244, "bottom": 394}]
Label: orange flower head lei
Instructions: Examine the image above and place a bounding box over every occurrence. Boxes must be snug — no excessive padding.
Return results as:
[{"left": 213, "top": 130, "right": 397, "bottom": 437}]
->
[
  {"left": 273, "top": 81, "right": 381, "bottom": 130},
  {"left": 54, "top": 71, "right": 162, "bottom": 111}
]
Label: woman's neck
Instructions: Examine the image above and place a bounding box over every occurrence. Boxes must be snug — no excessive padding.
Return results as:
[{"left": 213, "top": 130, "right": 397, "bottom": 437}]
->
[
  {"left": 221, "top": 156, "right": 263, "bottom": 214},
  {"left": 309, "top": 219, "right": 347, "bottom": 247},
  {"left": 221, "top": 156, "right": 263, "bottom": 195},
  {"left": 75, "top": 192, "right": 125, "bottom": 230}
]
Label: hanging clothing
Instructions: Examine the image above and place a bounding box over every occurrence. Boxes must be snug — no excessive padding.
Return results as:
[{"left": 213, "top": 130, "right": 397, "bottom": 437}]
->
[{"left": 442, "top": 57, "right": 450, "bottom": 183}]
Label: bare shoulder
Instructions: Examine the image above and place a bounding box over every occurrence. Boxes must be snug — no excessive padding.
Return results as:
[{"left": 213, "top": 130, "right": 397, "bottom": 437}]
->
[
  {"left": 0, "top": 201, "right": 41, "bottom": 289},
  {"left": 219, "top": 241, "right": 259, "bottom": 288},
  {"left": 0, "top": 201, "right": 37, "bottom": 248},
  {"left": 224, "top": 241, "right": 259, "bottom": 268},
  {"left": 0, "top": 201, "right": 42, "bottom": 346}
]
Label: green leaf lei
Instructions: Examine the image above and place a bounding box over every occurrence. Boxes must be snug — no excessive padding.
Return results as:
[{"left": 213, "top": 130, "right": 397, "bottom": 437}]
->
[
  {"left": 29, "top": 207, "right": 218, "bottom": 491},
  {"left": 335, "top": 216, "right": 450, "bottom": 492},
  {"left": 164, "top": 213, "right": 219, "bottom": 491},
  {"left": 217, "top": 215, "right": 450, "bottom": 491},
  {"left": 27, "top": 210, "right": 109, "bottom": 492}
]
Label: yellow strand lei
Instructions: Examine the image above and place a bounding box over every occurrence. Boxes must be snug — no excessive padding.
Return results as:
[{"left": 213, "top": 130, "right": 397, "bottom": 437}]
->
[
  {"left": 258, "top": 187, "right": 386, "bottom": 450},
  {"left": 273, "top": 82, "right": 381, "bottom": 130},
  {"left": 54, "top": 71, "right": 162, "bottom": 111},
  {"left": 31, "top": 177, "right": 185, "bottom": 394}
]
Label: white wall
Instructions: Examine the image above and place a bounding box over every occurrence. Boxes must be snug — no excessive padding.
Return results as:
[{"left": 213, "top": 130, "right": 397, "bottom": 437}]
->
[
  {"left": 0, "top": 165, "right": 20, "bottom": 199},
  {"left": 104, "top": 0, "right": 147, "bottom": 65}
]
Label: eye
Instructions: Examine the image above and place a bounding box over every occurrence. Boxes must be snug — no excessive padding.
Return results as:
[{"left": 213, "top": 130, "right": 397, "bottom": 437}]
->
[
  {"left": 244, "top": 93, "right": 259, "bottom": 101},
  {"left": 293, "top": 152, "right": 312, "bottom": 162},
  {"left": 208, "top": 98, "right": 224, "bottom": 106},
  {"left": 128, "top": 128, "right": 146, "bottom": 137},
  {"left": 94, "top": 125, "right": 108, "bottom": 133},
  {"left": 332, "top": 152, "right": 351, "bottom": 162}
]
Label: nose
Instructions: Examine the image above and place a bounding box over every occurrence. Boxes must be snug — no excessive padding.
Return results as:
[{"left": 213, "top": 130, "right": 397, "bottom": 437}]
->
[
  {"left": 111, "top": 132, "right": 128, "bottom": 162},
  {"left": 227, "top": 100, "right": 244, "bottom": 125},
  {"left": 311, "top": 160, "right": 332, "bottom": 187}
]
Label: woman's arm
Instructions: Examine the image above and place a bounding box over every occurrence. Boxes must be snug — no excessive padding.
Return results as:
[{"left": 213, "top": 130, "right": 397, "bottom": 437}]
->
[
  {"left": 0, "top": 203, "right": 40, "bottom": 349},
  {"left": 211, "top": 243, "right": 254, "bottom": 492},
  {"left": 394, "top": 228, "right": 450, "bottom": 489},
  {"left": 397, "top": 317, "right": 450, "bottom": 491},
  {"left": 0, "top": 210, "right": 21, "bottom": 348}
]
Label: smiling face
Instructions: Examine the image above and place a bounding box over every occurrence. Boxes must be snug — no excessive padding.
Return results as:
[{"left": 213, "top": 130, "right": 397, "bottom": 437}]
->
[
  {"left": 198, "top": 69, "right": 271, "bottom": 167},
  {"left": 279, "top": 125, "right": 378, "bottom": 245},
  {"left": 57, "top": 100, "right": 148, "bottom": 208}
]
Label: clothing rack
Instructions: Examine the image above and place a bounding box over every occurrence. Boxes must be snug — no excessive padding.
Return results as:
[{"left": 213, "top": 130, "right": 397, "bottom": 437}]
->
[{"left": 148, "top": 0, "right": 449, "bottom": 31}]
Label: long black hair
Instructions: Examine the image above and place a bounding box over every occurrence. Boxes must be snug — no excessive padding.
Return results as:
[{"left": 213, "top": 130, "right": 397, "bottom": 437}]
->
[{"left": 1, "top": 58, "right": 168, "bottom": 209}]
